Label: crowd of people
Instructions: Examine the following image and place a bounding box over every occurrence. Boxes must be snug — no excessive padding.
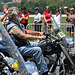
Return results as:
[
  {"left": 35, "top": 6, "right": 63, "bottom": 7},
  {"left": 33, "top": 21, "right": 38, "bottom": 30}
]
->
[
  {"left": 1, "top": 5, "right": 75, "bottom": 39},
  {"left": 0, "top": 5, "right": 75, "bottom": 75},
  {"left": 1, "top": 5, "right": 75, "bottom": 32}
]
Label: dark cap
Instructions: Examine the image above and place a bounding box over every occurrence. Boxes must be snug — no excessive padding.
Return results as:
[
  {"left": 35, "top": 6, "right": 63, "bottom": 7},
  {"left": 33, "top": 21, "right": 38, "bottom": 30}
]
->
[
  {"left": 21, "top": 6, "right": 25, "bottom": 10},
  {"left": 34, "top": 7, "right": 39, "bottom": 10}
]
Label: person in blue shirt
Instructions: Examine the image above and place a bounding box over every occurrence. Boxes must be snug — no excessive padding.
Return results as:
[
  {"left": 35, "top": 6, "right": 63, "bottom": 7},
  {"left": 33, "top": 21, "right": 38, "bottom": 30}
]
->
[{"left": 33, "top": 7, "right": 42, "bottom": 32}]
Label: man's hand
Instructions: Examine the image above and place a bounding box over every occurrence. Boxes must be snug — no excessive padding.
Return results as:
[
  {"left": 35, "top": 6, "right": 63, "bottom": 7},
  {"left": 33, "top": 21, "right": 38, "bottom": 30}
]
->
[
  {"left": 64, "top": 6, "right": 68, "bottom": 9},
  {"left": 41, "top": 35, "right": 46, "bottom": 39},
  {"left": 59, "top": 7, "right": 61, "bottom": 10},
  {"left": 4, "top": 9, "right": 8, "bottom": 15},
  {"left": 47, "top": 23, "right": 49, "bottom": 27},
  {"left": 39, "top": 35, "right": 46, "bottom": 39},
  {"left": 21, "top": 16, "right": 25, "bottom": 19},
  {"left": 33, "top": 23, "right": 36, "bottom": 25},
  {"left": 45, "top": 20, "right": 48, "bottom": 23},
  {"left": 38, "top": 32, "right": 43, "bottom": 35}
]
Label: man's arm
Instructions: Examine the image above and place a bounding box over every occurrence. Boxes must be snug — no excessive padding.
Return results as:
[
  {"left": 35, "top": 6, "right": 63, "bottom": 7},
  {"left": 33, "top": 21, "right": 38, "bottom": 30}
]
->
[
  {"left": 0, "top": 14, "right": 7, "bottom": 22},
  {"left": 20, "top": 13, "right": 29, "bottom": 21},
  {"left": 64, "top": 6, "right": 69, "bottom": 15},
  {"left": 0, "top": 9, "right": 8, "bottom": 22},
  {"left": 43, "top": 14, "right": 51, "bottom": 23},
  {"left": 36, "top": 18, "right": 41, "bottom": 23},
  {"left": 9, "top": 26, "right": 45, "bottom": 40},
  {"left": 33, "top": 18, "right": 41, "bottom": 25},
  {"left": 59, "top": 7, "right": 62, "bottom": 16},
  {"left": 43, "top": 14, "right": 46, "bottom": 22},
  {"left": 23, "top": 28, "right": 43, "bottom": 35},
  {"left": 21, "top": 16, "right": 28, "bottom": 20}
]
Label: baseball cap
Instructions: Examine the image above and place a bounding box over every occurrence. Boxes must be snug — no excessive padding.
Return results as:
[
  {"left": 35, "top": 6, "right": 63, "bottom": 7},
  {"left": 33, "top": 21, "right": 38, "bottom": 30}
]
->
[{"left": 34, "top": 7, "right": 39, "bottom": 10}]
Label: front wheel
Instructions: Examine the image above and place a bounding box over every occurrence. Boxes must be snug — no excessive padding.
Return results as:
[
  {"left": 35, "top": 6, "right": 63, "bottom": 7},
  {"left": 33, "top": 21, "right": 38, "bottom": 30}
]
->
[{"left": 45, "top": 55, "right": 65, "bottom": 75}]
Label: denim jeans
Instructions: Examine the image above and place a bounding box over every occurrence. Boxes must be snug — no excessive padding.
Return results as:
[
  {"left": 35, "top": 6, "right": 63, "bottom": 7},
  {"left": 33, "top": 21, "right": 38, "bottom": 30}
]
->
[{"left": 19, "top": 42, "right": 48, "bottom": 73}]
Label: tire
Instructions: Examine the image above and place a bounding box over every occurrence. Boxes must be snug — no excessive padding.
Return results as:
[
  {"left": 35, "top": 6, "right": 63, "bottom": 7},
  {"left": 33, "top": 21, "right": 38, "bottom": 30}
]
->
[{"left": 45, "top": 55, "right": 65, "bottom": 75}]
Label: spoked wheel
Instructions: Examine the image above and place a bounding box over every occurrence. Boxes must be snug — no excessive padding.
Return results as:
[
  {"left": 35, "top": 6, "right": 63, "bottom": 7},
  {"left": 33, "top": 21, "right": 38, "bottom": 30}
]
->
[
  {"left": 48, "top": 63, "right": 65, "bottom": 75},
  {"left": 44, "top": 55, "right": 65, "bottom": 75},
  {"left": 53, "top": 59, "right": 65, "bottom": 75}
]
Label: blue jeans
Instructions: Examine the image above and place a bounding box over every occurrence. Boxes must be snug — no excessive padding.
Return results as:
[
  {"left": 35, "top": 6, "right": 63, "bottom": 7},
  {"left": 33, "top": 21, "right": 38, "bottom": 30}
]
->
[{"left": 19, "top": 42, "right": 48, "bottom": 73}]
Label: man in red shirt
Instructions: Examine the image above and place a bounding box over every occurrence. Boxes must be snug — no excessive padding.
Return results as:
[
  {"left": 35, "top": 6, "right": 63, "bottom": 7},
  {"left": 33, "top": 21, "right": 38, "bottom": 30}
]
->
[{"left": 20, "top": 6, "right": 29, "bottom": 28}]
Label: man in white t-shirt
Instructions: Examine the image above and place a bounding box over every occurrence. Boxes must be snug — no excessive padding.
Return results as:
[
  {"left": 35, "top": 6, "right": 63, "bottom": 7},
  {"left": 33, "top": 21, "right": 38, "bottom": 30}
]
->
[{"left": 53, "top": 7, "right": 62, "bottom": 29}]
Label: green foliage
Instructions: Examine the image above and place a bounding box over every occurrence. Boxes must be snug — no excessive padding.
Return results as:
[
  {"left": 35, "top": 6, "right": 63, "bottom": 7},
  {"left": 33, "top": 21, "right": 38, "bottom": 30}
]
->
[
  {"left": 0, "top": 3, "right": 3, "bottom": 11},
  {"left": 0, "top": 0, "right": 12, "bottom": 3},
  {"left": 0, "top": 0, "right": 75, "bottom": 14},
  {"left": 18, "top": 0, "right": 75, "bottom": 14}
]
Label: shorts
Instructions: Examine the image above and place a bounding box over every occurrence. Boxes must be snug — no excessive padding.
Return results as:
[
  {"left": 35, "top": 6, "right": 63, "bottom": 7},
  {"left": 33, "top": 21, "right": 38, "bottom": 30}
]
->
[{"left": 67, "top": 25, "right": 74, "bottom": 32}]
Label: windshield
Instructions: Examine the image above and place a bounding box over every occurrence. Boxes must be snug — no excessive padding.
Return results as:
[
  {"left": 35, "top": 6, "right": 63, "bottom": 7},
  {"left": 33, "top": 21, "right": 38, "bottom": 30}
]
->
[{"left": 0, "top": 21, "right": 27, "bottom": 75}]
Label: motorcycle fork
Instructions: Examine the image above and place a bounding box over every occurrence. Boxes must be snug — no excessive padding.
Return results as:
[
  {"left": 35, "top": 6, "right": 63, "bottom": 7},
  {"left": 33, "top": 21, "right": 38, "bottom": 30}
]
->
[
  {"left": 61, "top": 45, "right": 75, "bottom": 70},
  {"left": 49, "top": 48, "right": 61, "bottom": 73}
]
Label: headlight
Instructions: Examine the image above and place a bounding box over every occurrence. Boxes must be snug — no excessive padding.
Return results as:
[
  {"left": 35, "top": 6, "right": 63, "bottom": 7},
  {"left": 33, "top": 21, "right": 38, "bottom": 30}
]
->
[{"left": 62, "top": 37, "right": 74, "bottom": 48}]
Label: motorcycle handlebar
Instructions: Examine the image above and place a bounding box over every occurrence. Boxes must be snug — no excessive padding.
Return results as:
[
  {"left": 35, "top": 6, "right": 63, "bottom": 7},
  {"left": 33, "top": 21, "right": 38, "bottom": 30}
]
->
[{"left": 42, "top": 32, "right": 62, "bottom": 45}]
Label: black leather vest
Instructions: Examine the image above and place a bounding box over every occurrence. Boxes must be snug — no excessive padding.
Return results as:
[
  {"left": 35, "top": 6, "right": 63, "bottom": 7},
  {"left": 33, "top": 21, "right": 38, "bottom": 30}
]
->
[{"left": 7, "top": 21, "right": 30, "bottom": 47}]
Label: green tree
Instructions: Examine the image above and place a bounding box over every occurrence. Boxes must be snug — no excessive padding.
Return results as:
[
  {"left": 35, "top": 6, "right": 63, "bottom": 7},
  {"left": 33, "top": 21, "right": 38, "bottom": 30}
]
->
[{"left": 0, "top": 0, "right": 75, "bottom": 14}]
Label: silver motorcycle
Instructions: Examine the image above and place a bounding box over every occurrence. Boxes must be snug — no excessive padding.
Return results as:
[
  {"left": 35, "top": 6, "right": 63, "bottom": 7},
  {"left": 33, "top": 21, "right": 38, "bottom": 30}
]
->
[{"left": 0, "top": 21, "right": 39, "bottom": 75}]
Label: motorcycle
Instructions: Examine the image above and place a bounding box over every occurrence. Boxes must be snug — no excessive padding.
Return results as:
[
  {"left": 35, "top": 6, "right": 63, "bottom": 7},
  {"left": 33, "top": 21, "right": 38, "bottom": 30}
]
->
[
  {"left": 37, "top": 32, "right": 74, "bottom": 75},
  {"left": 23, "top": 15, "right": 75, "bottom": 75},
  {"left": 2, "top": 16, "right": 75, "bottom": 75},
  {"left": 0, "top": 21, "right": 39, "bottom": 75}
]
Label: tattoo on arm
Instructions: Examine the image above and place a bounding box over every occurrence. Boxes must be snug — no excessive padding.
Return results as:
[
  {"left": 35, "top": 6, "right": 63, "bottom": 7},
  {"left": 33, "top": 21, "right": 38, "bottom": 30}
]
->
[{"left": 12, "top": 26, "right": 22, "bottom": 35}]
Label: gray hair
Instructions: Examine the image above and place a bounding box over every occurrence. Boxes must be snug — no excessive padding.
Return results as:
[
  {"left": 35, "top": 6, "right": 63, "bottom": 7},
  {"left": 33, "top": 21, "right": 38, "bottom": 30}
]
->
[{"left": 7, "top": 7, "right": 19, "bottom": 19}]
